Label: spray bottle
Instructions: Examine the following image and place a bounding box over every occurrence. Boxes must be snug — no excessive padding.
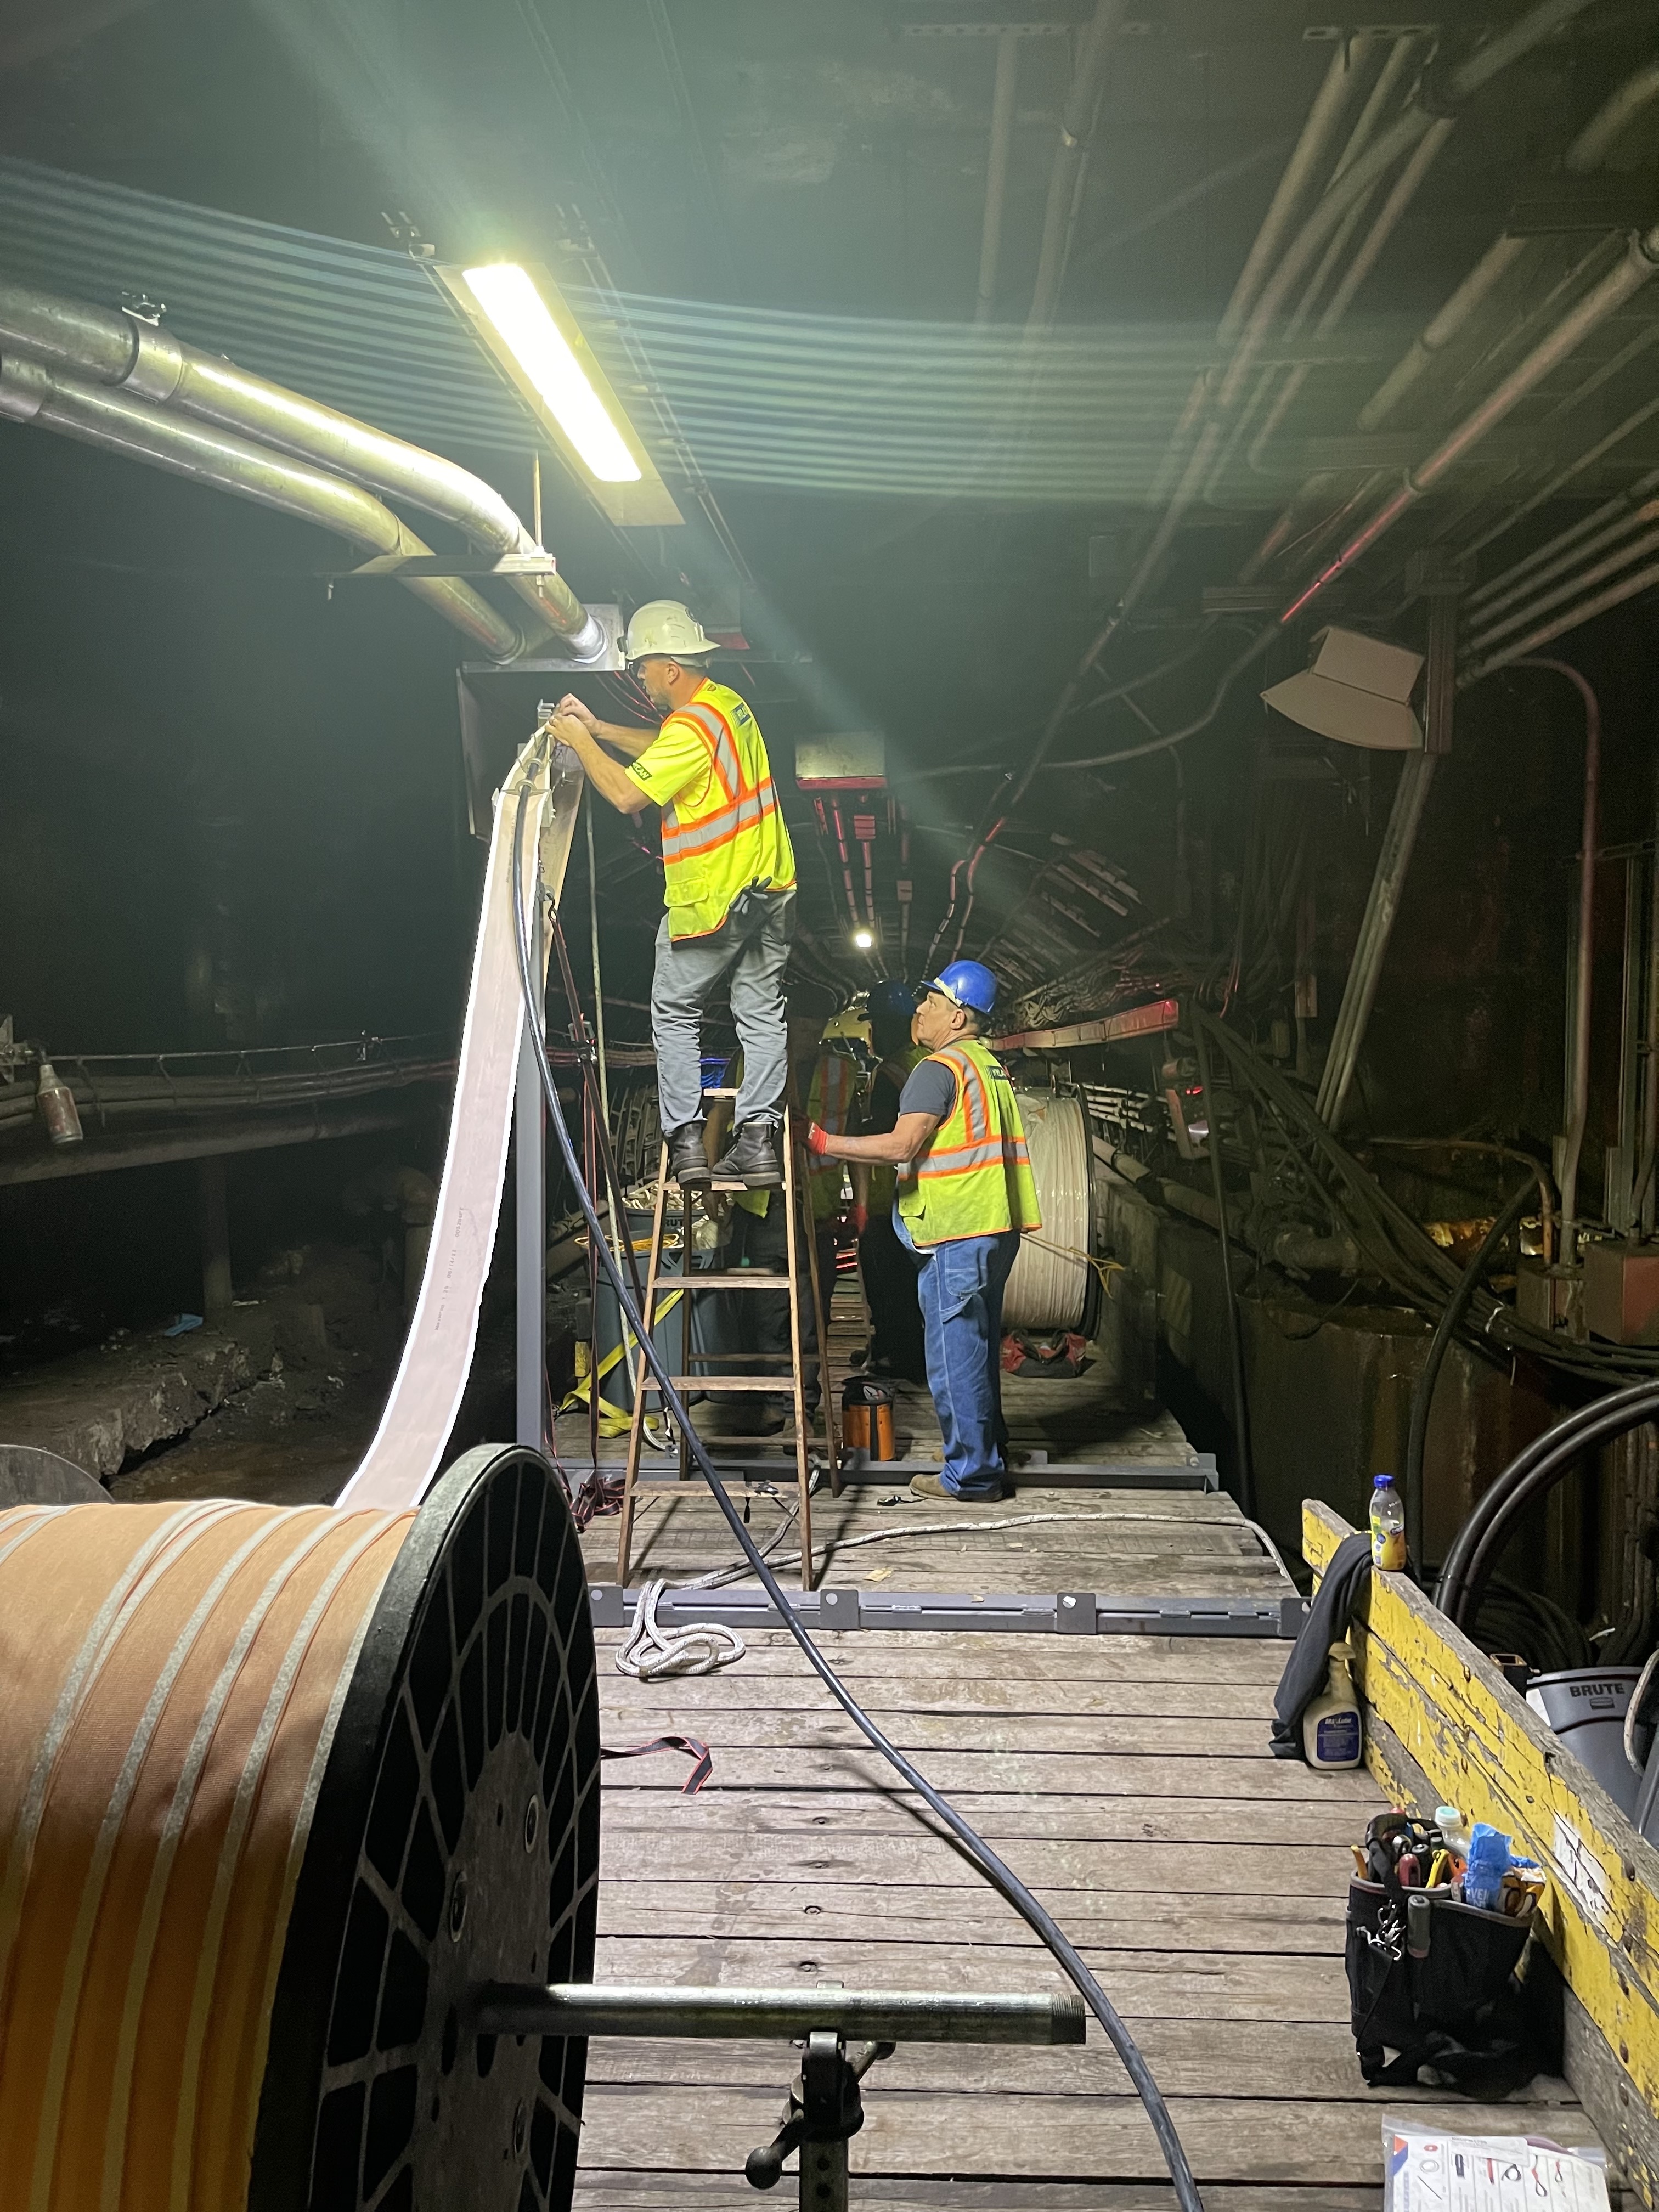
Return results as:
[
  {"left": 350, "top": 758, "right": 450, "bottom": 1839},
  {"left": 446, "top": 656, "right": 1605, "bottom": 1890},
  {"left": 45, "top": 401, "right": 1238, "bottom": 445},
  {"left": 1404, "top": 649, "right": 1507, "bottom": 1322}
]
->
[{"left": 1303, "top": 1640, "right": 1362, "bottom": 1769}]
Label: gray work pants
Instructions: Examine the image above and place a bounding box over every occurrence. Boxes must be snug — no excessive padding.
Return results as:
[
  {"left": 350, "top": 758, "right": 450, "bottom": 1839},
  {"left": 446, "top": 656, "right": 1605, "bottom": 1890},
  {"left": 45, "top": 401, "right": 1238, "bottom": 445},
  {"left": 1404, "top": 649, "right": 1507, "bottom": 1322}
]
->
[{"left": 651, "top": 890, "right": 794, "bottom": 1133}]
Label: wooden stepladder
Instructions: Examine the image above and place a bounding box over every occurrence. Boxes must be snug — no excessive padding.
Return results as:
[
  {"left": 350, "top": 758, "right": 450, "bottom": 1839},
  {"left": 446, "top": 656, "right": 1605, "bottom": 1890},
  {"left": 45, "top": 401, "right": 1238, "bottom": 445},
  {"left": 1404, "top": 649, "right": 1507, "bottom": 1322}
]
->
[{"left": 614, "top": 1098, "right": 837, "bottom": 1590}]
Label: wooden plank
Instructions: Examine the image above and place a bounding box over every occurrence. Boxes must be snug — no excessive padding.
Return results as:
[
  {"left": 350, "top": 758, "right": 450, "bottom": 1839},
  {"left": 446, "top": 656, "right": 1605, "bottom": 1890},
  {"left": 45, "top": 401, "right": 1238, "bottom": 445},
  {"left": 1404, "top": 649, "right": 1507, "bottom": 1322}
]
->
[
  {"left": 574, "top": 2085, "right": 1604, "bottom": 2183},
  {"left": 573, "top": 2181, "right": 1383, "bottom": 2211},
  {"left": 599, "top": 1676, "right": 1280, "bottom": 1720},
  {"left": 1304, "top": 1500, "right": 1655, "bottom": 2197},
  {"left": 581, "top": 2026, "right": 1576, "bottom": 2103},
  {"left": 597, "top": 1884, "right": 1347, "bottom": 1954},
  {"left": 600, "top": 1708, "right": 1277, "bottom": 1757},
  {"left": 591, "top": 1934, "right": 1352, "bottom": 2019},
  {"left": 591, "top": 1630, "right": 1289, "bottom": 1684},
  {"left": 599, "top": 1788, "right": 1362, "bottom": 1841},
  {"left": 595, "top": 1745, "right": 1375, "bottom": 1800}
]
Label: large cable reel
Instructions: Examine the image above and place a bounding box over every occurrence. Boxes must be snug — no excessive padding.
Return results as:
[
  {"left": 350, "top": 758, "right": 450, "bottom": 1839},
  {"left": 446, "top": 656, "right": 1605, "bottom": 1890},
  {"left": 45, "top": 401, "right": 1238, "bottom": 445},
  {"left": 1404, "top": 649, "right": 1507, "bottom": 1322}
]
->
[
  {"left": 0, "top": 1443, "right": 599, "bottom": 2212},
  {"left": 1002, "top": 1087, "right": 1094, "bottom": 1336}
]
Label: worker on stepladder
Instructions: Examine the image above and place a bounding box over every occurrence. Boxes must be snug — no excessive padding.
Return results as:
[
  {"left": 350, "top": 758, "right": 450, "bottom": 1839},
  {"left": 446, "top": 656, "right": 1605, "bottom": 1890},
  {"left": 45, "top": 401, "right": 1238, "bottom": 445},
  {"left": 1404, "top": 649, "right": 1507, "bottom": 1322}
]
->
[
  {"left": 857, "top": 980, "right": 928, "bottom": 1386},
  {"left": 548, "top": 602, "right": 795, "bottom": 1192},
  {"left": 805, "top": 962, "right": 1040, "bottom": 1502}
]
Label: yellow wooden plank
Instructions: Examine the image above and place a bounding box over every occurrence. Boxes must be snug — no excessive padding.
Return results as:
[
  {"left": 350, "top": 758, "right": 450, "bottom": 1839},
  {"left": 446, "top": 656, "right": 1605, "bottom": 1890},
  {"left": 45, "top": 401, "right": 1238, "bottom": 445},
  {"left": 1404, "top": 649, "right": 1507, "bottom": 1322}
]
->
[{"left": 1302, "top": 1499, "right": 1659, "bottom": 2190}]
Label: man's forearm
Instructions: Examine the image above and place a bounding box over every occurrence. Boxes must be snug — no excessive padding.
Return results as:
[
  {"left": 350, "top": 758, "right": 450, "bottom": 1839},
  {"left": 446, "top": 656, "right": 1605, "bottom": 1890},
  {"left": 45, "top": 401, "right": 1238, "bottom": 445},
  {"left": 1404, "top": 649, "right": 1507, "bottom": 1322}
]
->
[
  {"left": 819, "top": 1124, "right": 930, "bottom": 1165},
  {"left": 589, "top": 719, "right": 657, "bottom": 758},
  {"left": 558, "top": 723, "right": 651, "bottom": 815}
]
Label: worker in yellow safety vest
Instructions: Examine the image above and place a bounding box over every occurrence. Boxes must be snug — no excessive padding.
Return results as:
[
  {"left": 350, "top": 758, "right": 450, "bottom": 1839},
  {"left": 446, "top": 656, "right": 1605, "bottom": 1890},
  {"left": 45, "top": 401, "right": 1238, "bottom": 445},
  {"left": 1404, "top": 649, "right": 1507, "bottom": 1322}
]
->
[
  {"left": 806, "top": 961, "right": 1040, "bottom": 1502},
  {"left": 549, "top": 601, "right": 795, "bottom": 1195}
]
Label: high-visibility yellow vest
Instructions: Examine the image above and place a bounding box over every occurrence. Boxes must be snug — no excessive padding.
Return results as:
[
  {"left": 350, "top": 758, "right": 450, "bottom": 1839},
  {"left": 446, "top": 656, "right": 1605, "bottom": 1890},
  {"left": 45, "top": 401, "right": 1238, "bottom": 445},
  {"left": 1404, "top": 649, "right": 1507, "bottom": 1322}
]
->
[
  {"left": 865, "top": 1046, "right": 926, "bottom": 1214},
  {"left": 658, "top": 680, "right": 795, "bottom": 940},
  {"left": 806, "top": 1051, "right": 859, "bottom": 1221},
  {"left": 897, "top": 1038, "right": 1042, "bottom": 1248}
]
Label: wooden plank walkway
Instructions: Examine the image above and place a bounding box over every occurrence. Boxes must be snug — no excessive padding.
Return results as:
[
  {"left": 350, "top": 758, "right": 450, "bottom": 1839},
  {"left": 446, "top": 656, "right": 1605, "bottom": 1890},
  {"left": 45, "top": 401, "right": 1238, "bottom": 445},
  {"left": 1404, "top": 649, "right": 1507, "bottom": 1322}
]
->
[
  {"left": 578, "top": 1607, "right": 1600, "bottom": 2204},
  {"left": 571, "top": 1273, "right": 1601, "bottom": 2204}
]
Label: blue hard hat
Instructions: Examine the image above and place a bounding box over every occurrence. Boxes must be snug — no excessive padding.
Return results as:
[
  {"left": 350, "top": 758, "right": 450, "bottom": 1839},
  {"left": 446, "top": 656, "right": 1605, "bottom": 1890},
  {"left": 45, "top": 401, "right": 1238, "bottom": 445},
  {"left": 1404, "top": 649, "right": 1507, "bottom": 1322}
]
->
[
  {"left": 924, "top": 960, "right": 998, "bottom": 1018},
  {"left": 868, "top": 979, "right": 918, "bottom": 1024}
]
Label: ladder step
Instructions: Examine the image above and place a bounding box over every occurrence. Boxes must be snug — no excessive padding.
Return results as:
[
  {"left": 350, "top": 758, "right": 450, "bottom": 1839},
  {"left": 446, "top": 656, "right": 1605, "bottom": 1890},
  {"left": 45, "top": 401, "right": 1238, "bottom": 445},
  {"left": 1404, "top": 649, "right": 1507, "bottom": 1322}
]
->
[
  {"left": 652, "top": 1273, "right": 795, "bottom": 1293},
  {"left": 640, "top": 1375, "right": 803, "bottom": 1394},
  {"left": 680, "top": 1350, "right": 797, "bottom": 1364}
]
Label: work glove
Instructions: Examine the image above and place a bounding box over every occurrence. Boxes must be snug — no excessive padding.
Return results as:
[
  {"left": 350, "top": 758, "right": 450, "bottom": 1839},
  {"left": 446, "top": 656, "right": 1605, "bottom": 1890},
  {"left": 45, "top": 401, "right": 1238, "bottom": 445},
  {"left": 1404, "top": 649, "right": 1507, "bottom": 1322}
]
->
[{"left": 805, "top": 1121, "right": 830, "bottom": 1156}]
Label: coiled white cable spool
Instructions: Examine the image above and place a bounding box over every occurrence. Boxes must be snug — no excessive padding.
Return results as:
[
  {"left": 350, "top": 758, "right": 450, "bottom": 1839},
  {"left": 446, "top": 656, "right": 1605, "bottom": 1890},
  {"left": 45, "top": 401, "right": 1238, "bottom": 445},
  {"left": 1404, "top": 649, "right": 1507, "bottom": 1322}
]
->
[{"left": 1003, "top": 1088, "right": 1092, "bottom": 1332}]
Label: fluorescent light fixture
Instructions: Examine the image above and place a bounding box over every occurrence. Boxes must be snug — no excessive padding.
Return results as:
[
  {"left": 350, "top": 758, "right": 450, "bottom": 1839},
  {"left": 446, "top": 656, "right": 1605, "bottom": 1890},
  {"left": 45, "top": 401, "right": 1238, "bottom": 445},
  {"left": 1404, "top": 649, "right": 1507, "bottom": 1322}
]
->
[{"left": 461, "top": 264, "right": 641, "bottom": 484}]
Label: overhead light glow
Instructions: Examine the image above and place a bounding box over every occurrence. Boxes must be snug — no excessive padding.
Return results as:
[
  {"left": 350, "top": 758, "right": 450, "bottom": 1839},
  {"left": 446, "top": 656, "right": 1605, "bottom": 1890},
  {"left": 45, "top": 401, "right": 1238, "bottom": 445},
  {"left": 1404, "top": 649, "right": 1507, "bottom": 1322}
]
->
[
  {"left": 851, "top": 928, "right": 875, "bottom": 950},
  {"left": 461, "top": 264, "right": 642, "bottom": 484}
]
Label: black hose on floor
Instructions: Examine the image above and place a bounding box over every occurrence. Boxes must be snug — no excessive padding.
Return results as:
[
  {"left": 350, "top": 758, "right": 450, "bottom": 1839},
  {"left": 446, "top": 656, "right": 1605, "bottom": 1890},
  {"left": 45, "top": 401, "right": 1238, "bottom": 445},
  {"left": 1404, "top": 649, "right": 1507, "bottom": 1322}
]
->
[{"left": 511, "top": 779, "right": 1206, "bottom": 2212}]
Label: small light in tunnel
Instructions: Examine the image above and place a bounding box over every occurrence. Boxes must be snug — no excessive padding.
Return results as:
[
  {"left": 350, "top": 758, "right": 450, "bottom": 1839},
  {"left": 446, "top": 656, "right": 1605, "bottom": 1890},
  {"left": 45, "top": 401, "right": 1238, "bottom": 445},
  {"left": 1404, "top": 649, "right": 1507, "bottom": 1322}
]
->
[
  {"left": 461, "top": 265, "right": 642, "bottom": 484},
  {"left": 851, "top": 928, "right": 875, "bottom": 950}
]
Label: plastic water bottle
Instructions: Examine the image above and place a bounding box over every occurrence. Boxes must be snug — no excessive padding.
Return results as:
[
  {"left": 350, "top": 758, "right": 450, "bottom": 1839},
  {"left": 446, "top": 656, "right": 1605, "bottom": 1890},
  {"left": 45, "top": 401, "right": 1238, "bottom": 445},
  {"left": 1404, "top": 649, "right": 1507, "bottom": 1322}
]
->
[
  {"left": 1369, "top": 1472, "right": 1406, "bottom": 1571},
  {"left": 1464, "top": 1822, "right": 1512, "bottom": 1911},
  {"left": 1435, "top": 1803, "right": 1471, "bottom": 1867}
]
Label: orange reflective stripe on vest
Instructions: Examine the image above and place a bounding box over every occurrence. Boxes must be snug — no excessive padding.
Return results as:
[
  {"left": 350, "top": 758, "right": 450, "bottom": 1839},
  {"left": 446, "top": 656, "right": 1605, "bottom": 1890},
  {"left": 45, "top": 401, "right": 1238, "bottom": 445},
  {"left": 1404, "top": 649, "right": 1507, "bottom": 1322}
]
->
[
  {"left": 658, "top": 680, "right": 795, "bottom": 940},
  {"left": 897, "top": 1038, "right": 1041, "bottom": 1247}
]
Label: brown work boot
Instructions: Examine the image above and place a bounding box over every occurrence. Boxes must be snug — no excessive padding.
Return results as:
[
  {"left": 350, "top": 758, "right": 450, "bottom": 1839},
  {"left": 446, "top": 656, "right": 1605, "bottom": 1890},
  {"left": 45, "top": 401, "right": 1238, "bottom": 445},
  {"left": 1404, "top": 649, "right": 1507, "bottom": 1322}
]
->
[{"left": 710, "top": 1121, "right": 782, "bottom": 1188}]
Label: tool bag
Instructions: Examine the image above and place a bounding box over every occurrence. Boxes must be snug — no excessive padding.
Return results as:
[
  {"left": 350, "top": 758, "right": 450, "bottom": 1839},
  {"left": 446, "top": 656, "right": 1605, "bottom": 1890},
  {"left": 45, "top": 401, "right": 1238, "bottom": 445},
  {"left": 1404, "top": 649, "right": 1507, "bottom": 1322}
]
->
[{"left": 1346, "top": 1873, "right": 1556, "bottom": 2095}]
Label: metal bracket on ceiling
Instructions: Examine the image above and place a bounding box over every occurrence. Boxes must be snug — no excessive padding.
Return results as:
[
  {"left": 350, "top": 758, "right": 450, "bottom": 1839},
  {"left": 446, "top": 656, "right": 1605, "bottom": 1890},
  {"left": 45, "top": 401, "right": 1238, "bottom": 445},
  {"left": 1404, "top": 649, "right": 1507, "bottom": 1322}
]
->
[{"left": 341, "top": 551, "right": 561, "bottom": 579}]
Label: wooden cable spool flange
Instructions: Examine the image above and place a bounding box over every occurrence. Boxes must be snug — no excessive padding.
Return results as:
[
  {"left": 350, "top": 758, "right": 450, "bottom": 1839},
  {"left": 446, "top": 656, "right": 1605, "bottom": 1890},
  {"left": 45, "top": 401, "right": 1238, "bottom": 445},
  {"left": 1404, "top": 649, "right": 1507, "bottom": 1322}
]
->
[{"left": 0, "top": 1443, "right": 599, "bottom": 2212}]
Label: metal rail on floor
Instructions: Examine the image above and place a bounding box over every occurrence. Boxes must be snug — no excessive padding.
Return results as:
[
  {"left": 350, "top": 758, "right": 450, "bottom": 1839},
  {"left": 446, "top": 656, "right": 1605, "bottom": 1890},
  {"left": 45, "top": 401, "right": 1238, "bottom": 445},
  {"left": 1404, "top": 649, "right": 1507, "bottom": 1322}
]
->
[{"left": 590, "top": 1582, "right": 1308, "bottom": 1638}]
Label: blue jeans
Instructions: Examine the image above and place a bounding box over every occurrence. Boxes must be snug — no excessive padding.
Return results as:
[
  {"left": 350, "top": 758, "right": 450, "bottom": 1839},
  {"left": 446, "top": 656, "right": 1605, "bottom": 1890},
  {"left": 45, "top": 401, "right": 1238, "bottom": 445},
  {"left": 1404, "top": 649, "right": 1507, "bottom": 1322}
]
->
[
  {"left": 896, "top": 1213, "right": 1020, "bottom": 1498},
  {"left": 651, "top": 891, "right": 794, "bottom": 1133}
]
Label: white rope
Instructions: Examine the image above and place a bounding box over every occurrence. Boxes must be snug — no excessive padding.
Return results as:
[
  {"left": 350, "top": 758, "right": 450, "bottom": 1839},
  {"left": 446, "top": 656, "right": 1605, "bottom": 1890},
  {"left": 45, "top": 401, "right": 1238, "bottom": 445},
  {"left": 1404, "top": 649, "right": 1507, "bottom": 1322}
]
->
[{"left": 614, "top": 1578, "right": 747, "bottom": 1679}]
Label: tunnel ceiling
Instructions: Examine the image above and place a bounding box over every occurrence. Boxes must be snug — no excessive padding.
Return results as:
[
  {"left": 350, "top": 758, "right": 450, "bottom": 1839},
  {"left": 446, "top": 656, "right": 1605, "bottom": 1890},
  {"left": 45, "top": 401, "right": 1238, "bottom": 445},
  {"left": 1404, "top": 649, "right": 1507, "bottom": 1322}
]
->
[{"left": 2, "top": 0, "right": 1657, "bottom": 986}]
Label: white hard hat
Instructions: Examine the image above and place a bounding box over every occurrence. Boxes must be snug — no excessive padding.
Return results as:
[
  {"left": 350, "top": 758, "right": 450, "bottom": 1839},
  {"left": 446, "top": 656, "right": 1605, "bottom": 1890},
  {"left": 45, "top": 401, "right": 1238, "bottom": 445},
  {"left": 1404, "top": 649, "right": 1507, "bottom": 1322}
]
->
[{"left": 623, "top": 600, "right": 716, "bottom": 664}]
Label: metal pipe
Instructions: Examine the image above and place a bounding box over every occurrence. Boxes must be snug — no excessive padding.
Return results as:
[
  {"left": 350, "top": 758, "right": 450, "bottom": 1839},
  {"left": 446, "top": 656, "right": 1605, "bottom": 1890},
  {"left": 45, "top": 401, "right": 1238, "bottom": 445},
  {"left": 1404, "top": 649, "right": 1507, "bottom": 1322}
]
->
[
  {"left": 1220, "top": 43, "right": 1374, "bottom": 343},
  {"left": 1519, "top": 659, "right": 1600, "bottom": 1266},
  {"left": 0, "top": 277, "right": 606, "bottom": 661},
  {"left": 1566, "top": 54, "right": 1659, "bottom": 172},
  {"left": 1248, "top": 115, "right": 1454, "bottom": 472},
  {"left": 1026, "top": 0, "right": 1129, "bottom": 329},
  {"left": 471, "top": 1982, "right": 1088, "bottom": 2046},
  {"left": 1460, "top": 553, "right": 1659, "bottom": 681},
  {"left": 1635, "top": 746, "right": 1659, "bottom": 1237},
  {"left": 1222, "top": 0, "right": 1601, "bottom": 422},
  {"left": 1213, "top": 34, "right": 1409, "bottom": 494},
  {"left": 1464, "top": 514, "right": 1659, "bottom": 653},
  {"left": 1316, "top": 752, "right": 1438, "bottom": 1129},
  {"left": 1280, "top": 224, "right": 1659, "bottom": 625},
  {"left": 1194, "top": 1014, "right": 1255, "bottom": 1516},
  {"left": 0, "top": 355, "right": 525, "bottom": 659},
  {"left": 975, "top": 31, "right": 1020, "bottom": 324},
  {"left": 1466, "top": 461, "right": 1659, "bottom": 610},
  {"left": 1358, "top": 236, "right": 1534, "bottom": 430}
]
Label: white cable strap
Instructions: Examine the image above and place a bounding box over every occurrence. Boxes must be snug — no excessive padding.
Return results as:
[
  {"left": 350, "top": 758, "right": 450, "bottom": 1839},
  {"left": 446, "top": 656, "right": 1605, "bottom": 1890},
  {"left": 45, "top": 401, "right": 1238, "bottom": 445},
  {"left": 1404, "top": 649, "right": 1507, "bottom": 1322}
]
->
[{"left": 614, "top": 1578, "right": 747, "bottom": 1680}]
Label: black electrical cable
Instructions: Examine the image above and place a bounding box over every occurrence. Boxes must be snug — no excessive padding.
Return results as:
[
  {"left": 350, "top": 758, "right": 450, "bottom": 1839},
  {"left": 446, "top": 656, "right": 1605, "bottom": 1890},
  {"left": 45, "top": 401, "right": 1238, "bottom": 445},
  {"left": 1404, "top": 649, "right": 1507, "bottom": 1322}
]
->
[
  {"left": 510, "top": 771, "right": 1206, "bottom": 2212},
  {"left": 1402, "top": 1180, "right": 1534, "bottom": 1574},
  {"left": 1435, "top": 1380, "right": 1659, "bottom": 1633}
]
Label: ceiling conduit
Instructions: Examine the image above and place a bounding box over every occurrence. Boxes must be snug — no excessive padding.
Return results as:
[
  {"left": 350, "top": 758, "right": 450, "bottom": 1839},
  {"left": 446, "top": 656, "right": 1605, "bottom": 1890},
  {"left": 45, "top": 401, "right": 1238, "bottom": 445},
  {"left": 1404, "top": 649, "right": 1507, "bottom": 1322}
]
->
[
  {"left": 0, "top": 276, "right": 607, "bottom": 663},
  {"left": 0, "top": 353, "right": 527, "bottom": 662}
]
